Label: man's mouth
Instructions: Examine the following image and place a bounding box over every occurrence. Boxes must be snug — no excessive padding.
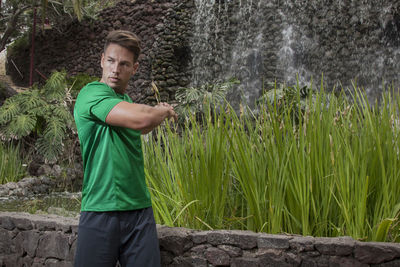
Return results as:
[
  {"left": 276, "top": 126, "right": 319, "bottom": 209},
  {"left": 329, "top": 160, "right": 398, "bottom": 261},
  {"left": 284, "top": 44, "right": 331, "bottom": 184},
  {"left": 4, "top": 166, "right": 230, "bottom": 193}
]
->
[{"left": 110, "top": 77, "right": 119, "bottom": 82}]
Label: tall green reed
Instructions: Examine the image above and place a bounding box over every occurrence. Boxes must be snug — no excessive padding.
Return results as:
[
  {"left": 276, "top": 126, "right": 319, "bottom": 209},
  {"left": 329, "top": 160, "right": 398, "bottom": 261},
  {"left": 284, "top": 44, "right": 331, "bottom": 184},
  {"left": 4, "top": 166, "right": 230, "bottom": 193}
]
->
[
  {"left": 143, "top": 85, "right": 400, "bottom": 241},
  {"left": 0, "top": 142, "right": 27, "bottom": 184}
]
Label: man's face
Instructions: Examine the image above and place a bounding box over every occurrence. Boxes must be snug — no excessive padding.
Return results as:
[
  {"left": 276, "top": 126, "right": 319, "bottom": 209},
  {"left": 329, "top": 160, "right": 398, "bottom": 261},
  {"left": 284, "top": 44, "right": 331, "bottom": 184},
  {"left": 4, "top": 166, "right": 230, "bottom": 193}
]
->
[{"left": 100, "top": 43, "right": 139, "bottom": 94}]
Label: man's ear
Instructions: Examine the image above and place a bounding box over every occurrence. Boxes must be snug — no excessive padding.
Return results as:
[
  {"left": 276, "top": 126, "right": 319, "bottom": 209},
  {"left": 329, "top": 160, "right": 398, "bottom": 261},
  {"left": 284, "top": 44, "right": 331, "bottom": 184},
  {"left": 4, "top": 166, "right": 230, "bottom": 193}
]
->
[
  {"left": 132, "top": 62, "right": 139, "bottom": 74},
  {"left": 100, "top": 53, "right": 105, "bottom": 68}
]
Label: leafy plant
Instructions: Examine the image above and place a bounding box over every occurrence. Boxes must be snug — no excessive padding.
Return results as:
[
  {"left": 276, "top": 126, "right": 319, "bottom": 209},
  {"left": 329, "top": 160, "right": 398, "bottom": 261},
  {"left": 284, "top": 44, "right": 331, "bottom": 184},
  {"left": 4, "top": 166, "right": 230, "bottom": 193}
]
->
[
  {"left": 257, "top": 81, "right": 315, "bottom": 123},
  {"left": 175, "top": 78, "right": 240, "bottom": 121},
  {"left": 0, "top": 70, "right": 76, "bottom": 163}
]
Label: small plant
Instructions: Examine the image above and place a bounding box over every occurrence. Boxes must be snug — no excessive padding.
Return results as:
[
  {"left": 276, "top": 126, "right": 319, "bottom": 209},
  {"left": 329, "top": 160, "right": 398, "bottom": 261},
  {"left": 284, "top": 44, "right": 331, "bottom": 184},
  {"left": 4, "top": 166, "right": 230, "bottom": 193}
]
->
[
  {"left": 175, "top": 78, "right": 240, "bottom": 121},
  {"left": 257, "top": 81, "right": 315, "bottom": 123},
  {"left": 0, "top": 70, "right": 76, "bottom": 163},
  {"left": 0, "top": 142, "right": 28, "bottom": 184}
]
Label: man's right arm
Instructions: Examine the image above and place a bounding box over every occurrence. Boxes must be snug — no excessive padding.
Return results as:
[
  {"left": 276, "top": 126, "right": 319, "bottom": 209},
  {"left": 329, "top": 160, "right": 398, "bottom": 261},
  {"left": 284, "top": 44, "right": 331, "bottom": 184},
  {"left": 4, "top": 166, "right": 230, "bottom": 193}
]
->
[{"left": 105, "top": 101, "right": 177, "bottom": 134}]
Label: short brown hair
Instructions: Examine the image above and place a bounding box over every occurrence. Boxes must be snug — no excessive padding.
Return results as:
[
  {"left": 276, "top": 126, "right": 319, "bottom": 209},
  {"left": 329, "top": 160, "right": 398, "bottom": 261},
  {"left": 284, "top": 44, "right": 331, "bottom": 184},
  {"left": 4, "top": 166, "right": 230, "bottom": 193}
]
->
[{"left": 104, "top": 30, "right": 141, "bottom": 62}]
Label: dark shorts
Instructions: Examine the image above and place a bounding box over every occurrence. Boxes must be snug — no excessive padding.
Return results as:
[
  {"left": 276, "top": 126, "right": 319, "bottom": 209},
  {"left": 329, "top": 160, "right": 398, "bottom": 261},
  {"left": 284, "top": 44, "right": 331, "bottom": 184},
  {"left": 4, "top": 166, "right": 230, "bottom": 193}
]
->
[{"left": 74, "top": 207, "right": 161, "bottom": 267}]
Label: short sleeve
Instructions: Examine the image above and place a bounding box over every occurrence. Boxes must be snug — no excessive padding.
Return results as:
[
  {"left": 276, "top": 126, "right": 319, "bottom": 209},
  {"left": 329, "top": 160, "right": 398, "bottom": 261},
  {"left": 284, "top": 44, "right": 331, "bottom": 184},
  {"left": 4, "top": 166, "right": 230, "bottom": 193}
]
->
[{"left": 75, "top": 82, "right": 124, "bottom": 122}]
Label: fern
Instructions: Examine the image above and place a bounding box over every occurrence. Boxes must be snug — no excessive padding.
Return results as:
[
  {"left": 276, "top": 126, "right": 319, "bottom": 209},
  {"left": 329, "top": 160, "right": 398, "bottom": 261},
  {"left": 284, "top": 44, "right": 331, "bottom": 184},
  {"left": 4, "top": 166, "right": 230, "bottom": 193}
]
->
[
  {"left": 52, "top": 104, "right": 72, "bottom": 122},
  {"left": 35, "top": 117, "right": 66, "bottom": 163}
]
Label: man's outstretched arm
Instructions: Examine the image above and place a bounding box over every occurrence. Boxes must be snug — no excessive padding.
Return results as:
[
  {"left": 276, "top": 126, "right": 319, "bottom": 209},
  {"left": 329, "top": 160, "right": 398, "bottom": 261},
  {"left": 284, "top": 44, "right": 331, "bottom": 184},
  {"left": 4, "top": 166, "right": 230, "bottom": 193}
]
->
[{"left": 105, "top": 101, "right": 177, "bottom": 134}]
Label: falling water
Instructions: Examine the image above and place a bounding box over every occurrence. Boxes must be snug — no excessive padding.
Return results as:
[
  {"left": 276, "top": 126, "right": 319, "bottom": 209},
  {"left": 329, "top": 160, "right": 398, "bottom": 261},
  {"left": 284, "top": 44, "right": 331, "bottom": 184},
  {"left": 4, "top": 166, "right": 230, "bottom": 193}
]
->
[
  {"left": 190, "top": 0, "right": 266, "bottom": 106},
  {"left": 190, "top": 0, "right": 400, "bottom": 105}
]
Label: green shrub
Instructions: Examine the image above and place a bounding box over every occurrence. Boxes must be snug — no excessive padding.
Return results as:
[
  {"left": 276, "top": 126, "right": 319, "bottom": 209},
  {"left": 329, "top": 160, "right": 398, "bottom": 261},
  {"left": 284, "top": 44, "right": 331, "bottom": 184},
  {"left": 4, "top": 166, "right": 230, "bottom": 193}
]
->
[
  {"left": 6, "top": 33, "right": 30, "bottom": 58},
  {"left": 0, "top": 70, "right": 76, "bottom": 163}
]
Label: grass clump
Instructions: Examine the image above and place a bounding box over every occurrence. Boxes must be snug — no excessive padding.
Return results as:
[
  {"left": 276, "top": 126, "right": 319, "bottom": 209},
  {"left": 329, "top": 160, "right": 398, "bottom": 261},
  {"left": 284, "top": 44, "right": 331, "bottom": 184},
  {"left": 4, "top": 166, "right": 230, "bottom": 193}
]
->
[
  {"left": 0, "top": 143, "right": 28, "bottom": 184},
  {"left": 144, "top": 82, "right": 400, "bottom": 242}
]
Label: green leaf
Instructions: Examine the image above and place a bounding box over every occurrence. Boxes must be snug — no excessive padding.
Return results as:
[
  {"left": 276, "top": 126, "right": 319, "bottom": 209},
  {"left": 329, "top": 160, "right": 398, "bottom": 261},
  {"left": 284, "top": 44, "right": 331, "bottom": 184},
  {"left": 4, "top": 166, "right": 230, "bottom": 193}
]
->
[
  {"left": 43, "top": 70, "right": 68, "bottom": 101},
  {"left": 5, "top": 114, "right": 37, "bottom": 139},
  {"left": 373, "top": 218, "right": 394, "bottom": 242},
  {"left": 0, "top": 97, "right": 21, "bottom": 123},
  {"left": 35, "top": 135, "right": 63, "bottom": 162},
  {"left": 43, "top": 117, "right": 66, "bottom": 143},
  {"left": 20, "top": 90, "right": 47, "bottom": 111}
]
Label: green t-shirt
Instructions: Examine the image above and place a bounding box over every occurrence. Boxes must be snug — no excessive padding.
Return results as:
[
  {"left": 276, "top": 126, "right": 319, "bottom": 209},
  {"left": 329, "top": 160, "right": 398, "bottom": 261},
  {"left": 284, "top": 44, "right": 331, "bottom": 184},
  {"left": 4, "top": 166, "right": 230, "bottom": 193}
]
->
[{"left": 73, "top": 81, "right": 151, "bottom": 211}]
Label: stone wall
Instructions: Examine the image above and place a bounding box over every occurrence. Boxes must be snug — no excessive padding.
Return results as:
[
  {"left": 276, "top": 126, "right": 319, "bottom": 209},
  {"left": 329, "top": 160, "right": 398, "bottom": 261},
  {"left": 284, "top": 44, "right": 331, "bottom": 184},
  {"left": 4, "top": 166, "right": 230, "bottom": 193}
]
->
[{"left": 1, "top": 212, "right": 400, "bottom": 266}]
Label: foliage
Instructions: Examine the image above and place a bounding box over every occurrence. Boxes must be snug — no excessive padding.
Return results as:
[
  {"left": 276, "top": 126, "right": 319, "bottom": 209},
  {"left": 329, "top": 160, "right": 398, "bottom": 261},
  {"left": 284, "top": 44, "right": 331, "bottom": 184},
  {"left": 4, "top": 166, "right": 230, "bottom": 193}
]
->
[
  {"left": 6, "top": 31, "right": 29, "bottom": 58},
  {"left": 175, "top": 78, "right": 240, "bottom": 121},
  {"left": 0, "top": 142, "right": 28, "bottom": 184},
  {"left": 257, "top": 81, "right": 315, "bottom": 123},
  {"left": 67, "top": 72, "right": 99, "bottom": 98},
  {"left": 144, "top": 83, "right": 400, "bottom": 242},
  {"left": 0, "top": 70, "right": 76, "bottom": 163},
  {"left": 0, "top": 0, "right": 118, "bottom": 53}
]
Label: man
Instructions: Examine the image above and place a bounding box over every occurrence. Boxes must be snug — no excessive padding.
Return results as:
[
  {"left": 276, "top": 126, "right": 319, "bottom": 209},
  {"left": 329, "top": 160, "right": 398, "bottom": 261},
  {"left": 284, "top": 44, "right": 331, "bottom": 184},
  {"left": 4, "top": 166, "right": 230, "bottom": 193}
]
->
[{"left": 73, "top": 30, "right": 177, "bottom": 267}]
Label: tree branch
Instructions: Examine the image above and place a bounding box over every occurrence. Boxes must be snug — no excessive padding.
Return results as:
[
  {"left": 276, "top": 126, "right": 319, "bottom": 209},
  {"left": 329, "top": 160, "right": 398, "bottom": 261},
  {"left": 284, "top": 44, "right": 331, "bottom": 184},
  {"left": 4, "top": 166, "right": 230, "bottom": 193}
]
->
[{"left": 0, "top": 4, "right": 31, "bottom": 53}]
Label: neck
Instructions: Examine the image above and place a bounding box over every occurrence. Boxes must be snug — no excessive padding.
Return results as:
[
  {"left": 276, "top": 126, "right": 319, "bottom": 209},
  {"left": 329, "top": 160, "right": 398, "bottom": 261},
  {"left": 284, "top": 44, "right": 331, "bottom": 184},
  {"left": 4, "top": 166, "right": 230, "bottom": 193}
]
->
[{"left": 100, "top": 79, "right": 125, "bottom": 94}]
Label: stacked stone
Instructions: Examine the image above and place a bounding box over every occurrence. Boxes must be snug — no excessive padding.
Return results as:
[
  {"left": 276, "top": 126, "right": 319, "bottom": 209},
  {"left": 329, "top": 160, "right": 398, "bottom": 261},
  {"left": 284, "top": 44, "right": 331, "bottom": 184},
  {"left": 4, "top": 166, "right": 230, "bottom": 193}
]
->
[
  {"left": 159, "top": 227, "right": 400, "bottom": 266},
  {"left": 2, "top": 212, "right": 400, "bottom": 266},
  {"left": 0, "top": 212, "right": 78, "bottom": 267}
]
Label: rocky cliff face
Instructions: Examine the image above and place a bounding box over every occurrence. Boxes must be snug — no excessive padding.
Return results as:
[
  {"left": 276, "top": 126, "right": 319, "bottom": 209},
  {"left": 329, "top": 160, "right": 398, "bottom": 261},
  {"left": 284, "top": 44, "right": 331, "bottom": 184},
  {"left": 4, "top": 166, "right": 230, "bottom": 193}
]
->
[
  {"left": 6, "top": 0, "right": 194, "bottom": 104},
  {"left": 6, "top": 0, "right": 400, "bottom": 105}
]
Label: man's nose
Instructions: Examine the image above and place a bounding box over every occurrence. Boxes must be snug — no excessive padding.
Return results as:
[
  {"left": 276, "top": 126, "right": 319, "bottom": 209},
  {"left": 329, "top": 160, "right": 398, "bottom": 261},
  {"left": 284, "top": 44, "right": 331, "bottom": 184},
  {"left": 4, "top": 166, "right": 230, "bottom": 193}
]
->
[{"left": 111, "top": 62, "right": 119, "bottom": 73}]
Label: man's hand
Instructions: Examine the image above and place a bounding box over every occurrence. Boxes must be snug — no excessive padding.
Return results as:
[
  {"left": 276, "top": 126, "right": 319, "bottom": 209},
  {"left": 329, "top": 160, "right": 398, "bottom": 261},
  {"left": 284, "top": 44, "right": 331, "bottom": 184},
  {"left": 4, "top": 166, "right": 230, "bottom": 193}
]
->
[{"left": 155, "top": 102, "right": 178, "bottom": 122}]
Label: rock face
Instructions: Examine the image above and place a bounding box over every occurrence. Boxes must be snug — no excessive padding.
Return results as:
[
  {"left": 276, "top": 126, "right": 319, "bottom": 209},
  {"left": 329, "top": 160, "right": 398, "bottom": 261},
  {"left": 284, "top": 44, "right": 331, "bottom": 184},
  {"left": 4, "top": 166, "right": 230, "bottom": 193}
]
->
[
  {"left": 6, "top": 0, "right": 192, "bottom": 105},
  {"left": 1, "top": 212, "right": 400, "bottom": 266},
  {"left": 6, "top": 0, "right": 400, "bottom": 106}
]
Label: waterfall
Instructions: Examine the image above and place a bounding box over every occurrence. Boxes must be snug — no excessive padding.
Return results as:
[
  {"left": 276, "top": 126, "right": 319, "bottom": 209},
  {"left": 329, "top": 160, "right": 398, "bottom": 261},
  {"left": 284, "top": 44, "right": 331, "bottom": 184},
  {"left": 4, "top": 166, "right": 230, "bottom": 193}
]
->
[
  {"left": 190, "top": 0, "right": 266, "bottom": 107},
  {"left": 190, "top": 0, "right": 400, "bottom": 105}
]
